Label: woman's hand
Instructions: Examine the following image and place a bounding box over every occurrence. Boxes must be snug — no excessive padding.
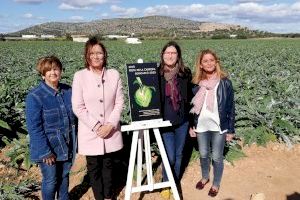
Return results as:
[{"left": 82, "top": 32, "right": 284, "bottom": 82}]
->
[
  {"left": 96, "top": 124, "right": 114, "bottom": 138},
  {"left": 189, "top": 127, "right": 197, "bottom": 137},
  {"left": 226, "top": 133, "right": 234, "bottom": 142},
  {"left": 43, "top": 154, "right": 56, "bottom": 165}
]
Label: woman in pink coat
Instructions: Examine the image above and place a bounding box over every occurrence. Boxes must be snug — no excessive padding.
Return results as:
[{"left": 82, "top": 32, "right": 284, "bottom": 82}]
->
[{"left": 72, "top": 37, "right": 124, "bottom": 200}]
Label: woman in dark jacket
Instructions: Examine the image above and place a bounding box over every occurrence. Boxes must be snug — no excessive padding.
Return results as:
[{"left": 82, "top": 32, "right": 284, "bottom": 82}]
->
[
  {"left": 25, "top": 56, "right": 77, "bottom": 200},
  {"left": 189, "top": 49, "right": 235, "bottom": 197},
  {"left": 159, "top": 41, "right": 192, "bottom": 199}
]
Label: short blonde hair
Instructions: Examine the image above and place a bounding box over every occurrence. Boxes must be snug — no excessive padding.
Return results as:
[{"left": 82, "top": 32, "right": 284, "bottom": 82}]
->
[
  {"left": 36, "top": 56, "right": 62, "bottom": 76},
  {"left": 192, "top": 49, "right": 227, "bottom": 84}
]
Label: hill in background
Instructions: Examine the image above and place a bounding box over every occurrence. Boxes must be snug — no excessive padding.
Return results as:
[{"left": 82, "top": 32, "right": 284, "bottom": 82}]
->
[{"left": 9, "top": 15, "right": 273, "bottom": 39}]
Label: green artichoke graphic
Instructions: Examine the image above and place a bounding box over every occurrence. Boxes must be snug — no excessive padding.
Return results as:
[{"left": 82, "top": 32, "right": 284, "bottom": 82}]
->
[{"left": 133, "top": 77, "right": 155, "bottom": 107}]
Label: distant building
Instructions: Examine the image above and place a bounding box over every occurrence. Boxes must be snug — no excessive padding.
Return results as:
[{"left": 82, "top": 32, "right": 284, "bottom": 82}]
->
[
  {"left": 125, "top": 37, "right": 142, "bottom": 44},
  {"left": 105, "top": 35, "right": 128, "bottom": 39},
  {"left": 22, "top": 35, "right": 37, "bottom": 39},
  {"left": 41, "top": 34, "right": 55, "bottom": 38},
  {"left": 230, "top": 34, "right": 237, "bottom": 38},
  {"left": 72, "top": 35, "right": 89, "bottom": 43}
]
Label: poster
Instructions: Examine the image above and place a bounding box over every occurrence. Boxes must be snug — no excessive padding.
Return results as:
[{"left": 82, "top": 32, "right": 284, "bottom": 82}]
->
[{"left": 126, "top": 62, "right": 162, "bottom": 122}]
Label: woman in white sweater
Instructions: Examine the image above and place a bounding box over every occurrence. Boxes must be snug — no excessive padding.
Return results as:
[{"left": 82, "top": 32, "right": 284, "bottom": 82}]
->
[{"left": 189, "top": 49, "right": 235, "bottom": 197}]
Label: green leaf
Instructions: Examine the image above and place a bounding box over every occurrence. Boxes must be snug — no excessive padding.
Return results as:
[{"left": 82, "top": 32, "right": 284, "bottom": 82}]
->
[{"left": 0, "top": 119, "right": 12, "bottom": 131}]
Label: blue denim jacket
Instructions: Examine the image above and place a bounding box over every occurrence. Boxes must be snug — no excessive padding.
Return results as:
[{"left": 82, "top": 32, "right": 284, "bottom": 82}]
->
[{"left": 25, "top": 81, "right": 77, "bottom": 163}]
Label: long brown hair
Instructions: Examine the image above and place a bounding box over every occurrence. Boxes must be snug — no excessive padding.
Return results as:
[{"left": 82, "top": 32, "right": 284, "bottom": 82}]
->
[
  {"left": 192, "top": 49, "right": 227, "bottom": 84},
  {"left": 84, "top": 37, "right": 107, "bottom": 69},
  {"left": 159, "top": 41, "right": 189, "bottom": 77}
]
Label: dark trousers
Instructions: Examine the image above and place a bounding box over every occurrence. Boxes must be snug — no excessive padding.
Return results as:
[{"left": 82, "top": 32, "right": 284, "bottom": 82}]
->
[{"left": 86, "top": 152, "right": 115, "bottom": 200}]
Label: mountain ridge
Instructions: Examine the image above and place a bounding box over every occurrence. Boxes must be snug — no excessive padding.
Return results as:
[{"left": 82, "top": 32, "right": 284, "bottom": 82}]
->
[
  {"left": 11, "top": 15, "right": 258, "bottom": 37},
  {"left": 9, "top": 15, "right": 273, "bottom": 39}
]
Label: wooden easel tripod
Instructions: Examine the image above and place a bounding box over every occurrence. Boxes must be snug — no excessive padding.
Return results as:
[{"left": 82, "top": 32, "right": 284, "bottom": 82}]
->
[{"left": 121, "top": 120, "right": 180, "bottom": 200}]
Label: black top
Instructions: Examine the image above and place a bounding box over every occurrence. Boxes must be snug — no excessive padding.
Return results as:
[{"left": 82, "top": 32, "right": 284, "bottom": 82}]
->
[{"left": 160, "top": 68, "right": 192, "bottom": 126}]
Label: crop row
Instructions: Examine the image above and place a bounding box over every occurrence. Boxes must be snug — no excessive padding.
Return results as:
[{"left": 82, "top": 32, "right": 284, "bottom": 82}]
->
[{"left": 0, "top": 39, "right": 299, "bottom": 145}]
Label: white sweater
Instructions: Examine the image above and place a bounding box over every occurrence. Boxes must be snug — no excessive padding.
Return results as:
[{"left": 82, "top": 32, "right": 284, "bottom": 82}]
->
[{"left": 195, "top": 83, "right": 221, "bottom": 133}]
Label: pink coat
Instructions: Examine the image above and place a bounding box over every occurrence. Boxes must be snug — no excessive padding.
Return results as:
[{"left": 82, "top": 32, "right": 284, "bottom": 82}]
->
[{"left": 72, "top": 68, "right": 124, "bottom": 155}]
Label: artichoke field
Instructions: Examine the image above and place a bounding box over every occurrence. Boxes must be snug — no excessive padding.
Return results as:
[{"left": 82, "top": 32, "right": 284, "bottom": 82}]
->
[{"left": 0, "top": 39, "right": 299, "bottom": 146}]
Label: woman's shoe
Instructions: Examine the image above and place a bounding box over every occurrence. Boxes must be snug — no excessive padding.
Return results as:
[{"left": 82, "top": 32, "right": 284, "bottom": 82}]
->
[
  {"left": 208, "top": 187, "right": 219, "bottom": 197},
  {"left": 195, "top": 179, "right": 209, "bottom": 190},
  {"left": 160, "top": 188, "right": 171, "bottom": 199}
]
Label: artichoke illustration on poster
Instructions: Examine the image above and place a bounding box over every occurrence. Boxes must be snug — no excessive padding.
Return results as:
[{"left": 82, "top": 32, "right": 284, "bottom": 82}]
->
[
  {"left": 126, "top": 62, "right": 162, "bottom": 122},
  {"left": 133, "top": 77, "right": 155, "bottom": 107}
]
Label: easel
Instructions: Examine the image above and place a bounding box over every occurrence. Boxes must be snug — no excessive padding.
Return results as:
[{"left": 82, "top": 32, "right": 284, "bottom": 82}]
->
[{"left": 121, "top": 119, "right": 180, "bottom": 200}]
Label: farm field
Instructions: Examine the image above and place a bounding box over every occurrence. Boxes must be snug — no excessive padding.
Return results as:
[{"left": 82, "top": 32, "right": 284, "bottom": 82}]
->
[
  {"left": 0, "top": 38, "right": 299, "bottom": 142},
  {"left": 0, "top": 38, "right": 299, "bottom": 199}
]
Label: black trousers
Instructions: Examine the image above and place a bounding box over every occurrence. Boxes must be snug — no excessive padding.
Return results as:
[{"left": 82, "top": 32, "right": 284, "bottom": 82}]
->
[{"left": 86, "top": 152, "right": 116, "bottom": 200}]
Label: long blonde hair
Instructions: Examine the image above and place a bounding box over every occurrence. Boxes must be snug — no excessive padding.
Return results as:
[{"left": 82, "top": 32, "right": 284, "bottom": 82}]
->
[{"left": 192, "top": 49, "right": 227, "bottom": 84}]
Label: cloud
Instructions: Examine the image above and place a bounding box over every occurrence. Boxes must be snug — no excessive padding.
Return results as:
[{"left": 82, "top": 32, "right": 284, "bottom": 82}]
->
[
  {"left": 59, "top": 0, "right": 108, "bottom": 10},
  {"left": 232, "top": 3, "right": 300, "bottom": 23},
  {"left": 23, "top": 13, "right": 33, "bottom": 19},
  {"left": 144, "top": 4, "right": 233, "bottom": 18},
  {"left": 59, "top": 3, "right": 90, "bottom": 10},
  {"left": 14, "top": 0, "right": 45, "bottom": 4},
  {"left": 101, "top": 13, "right": 109, "bottom": 17},
  {"left": 0, "top": 24, "right": 24, "bottom": 33},
  {"left": 0, "top": 22, "right": 38, "bottom": 34},
  {"left": 70, "top": 16, "right": 85, "bottom": 21},
  {"left": 110, "top": 5, "right": 139, "bottom": 17},
  {"left": 21, "top": 13, "right": 45, "bottom": 20},
  {"left": 142, "top": 2, "right": 300, "bottom": 28},
  {"left": 235, "top": 0, "right": 266, "bottom": 3}
]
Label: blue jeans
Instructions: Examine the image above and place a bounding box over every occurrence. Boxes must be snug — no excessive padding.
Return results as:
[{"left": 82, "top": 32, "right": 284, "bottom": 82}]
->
[
  {"left": 161, "top": 121, "right": 189, "bottom": 182},
  {"left": 39, "top": 159, "right": 72, "bottom": 200},
  {"left": 196, "top": 131, "right": 226, "bottom": 187}
]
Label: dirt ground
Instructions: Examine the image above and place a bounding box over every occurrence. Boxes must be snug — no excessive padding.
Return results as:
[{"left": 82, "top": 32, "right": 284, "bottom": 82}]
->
[
  {"left": 1, "top": 142, "right": 300, "bottom": 200},
  {"left": 67, "top": 142, "right": 300, "bottom": 200}
]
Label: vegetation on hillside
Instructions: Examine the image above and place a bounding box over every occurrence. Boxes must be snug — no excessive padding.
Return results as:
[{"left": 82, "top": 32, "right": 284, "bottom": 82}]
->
[{"left": 7, "top": 15, "right": 281, "bottom": 39}]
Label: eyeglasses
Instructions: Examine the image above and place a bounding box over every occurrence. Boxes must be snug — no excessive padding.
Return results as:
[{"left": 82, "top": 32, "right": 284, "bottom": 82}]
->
[
  {"left": 163, "top": 52, "right": 178, "bottom": 56},
  {"left": 90, "top": 52, "right": 104, "bottom": 57}
]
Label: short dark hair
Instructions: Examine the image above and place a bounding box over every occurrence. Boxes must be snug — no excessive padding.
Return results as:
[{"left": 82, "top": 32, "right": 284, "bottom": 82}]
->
[
  {"left": 84, "top": 37, "right": 107, "bottom": 69},
  {"left": 36, "top": 56, "right": 62, "bottom": 76}
]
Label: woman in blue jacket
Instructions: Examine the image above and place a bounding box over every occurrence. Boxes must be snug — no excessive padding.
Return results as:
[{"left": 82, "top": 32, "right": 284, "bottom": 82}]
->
[
  {"left": 25, "top": 56, "right": 77, "bottom": 200},
  {"left": 189, "top": 49, "right": 235, "bottom": 197}
]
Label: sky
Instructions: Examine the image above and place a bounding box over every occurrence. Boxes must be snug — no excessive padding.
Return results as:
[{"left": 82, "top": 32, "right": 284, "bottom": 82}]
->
[{"left": 1, "top": 0, "right": 300, "bottom": 34}]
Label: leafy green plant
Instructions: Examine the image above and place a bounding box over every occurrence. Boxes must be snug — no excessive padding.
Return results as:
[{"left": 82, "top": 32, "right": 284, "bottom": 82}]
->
[
  {"left": 0, "top": 180, "right": 39, "bottom": 200},
  {"left": 0, "top": 119, "right": 12, "bottom": 131},
  {"left": 240, "top": 126, "right": 277, "bottom": 146},
  {"left": 2, "top": 133, "right": 32, "bottom": 170},
  {"left": 224, "top": 141, "right": 246, "bottom": 165},
  {"left": 189, "top": 148, "right": 200, "bottom": 162}
]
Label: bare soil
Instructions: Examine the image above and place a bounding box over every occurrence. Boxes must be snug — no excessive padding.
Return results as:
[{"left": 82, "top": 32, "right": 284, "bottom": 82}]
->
[{"left": 1, "top": 142, "right": 300, "bottom": 200}]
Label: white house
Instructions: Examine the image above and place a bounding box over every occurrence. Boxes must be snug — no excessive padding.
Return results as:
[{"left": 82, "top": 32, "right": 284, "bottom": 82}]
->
[
  {"left": 125, "top": 37, "right": 142, "bottom": 44},
  {"left": 106, "top": 35, "right": 128, "bottom": 39},
  {"left": 72, "top": 35, "right": 89, "bottom": 43},
  {"left": 22, "top": 35, "right": 37, "bottom": 39},
  {"left": 41, "top": 35, "right": 55, "bottom": 38}
]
